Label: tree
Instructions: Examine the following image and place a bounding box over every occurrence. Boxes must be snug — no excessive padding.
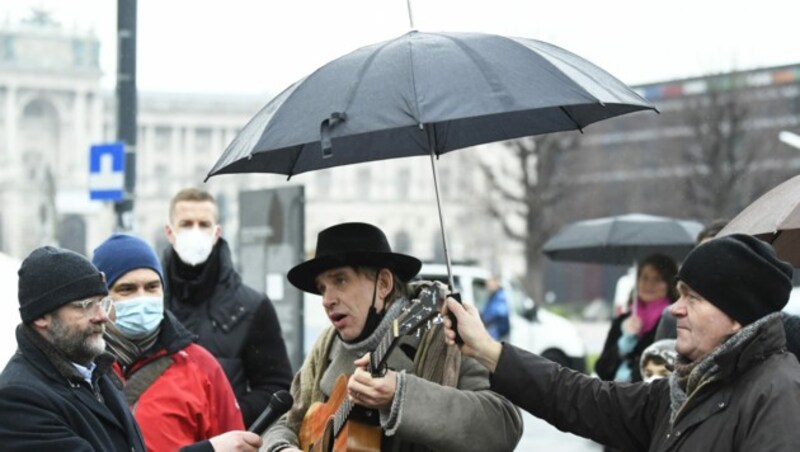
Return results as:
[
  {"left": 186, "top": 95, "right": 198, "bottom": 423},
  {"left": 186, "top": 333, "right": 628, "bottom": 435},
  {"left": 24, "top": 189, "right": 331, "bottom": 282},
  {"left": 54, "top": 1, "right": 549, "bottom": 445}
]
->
[
  {"left": 476, "top": 134, "right": 578, "bottom": 302},
  {"left": 681, "top": 83, "right": 769, "bottom": 221}
]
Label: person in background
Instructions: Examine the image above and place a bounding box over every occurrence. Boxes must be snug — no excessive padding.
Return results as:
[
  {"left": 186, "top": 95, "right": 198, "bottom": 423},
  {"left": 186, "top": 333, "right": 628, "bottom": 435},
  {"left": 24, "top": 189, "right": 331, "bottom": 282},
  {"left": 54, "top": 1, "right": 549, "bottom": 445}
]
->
[
  {"left": 595, "top": 253, "right": 678, "bottom": 382},
  {"left": 93, "top": 234, "right": 244, "bottom": 451},
  {"left": 638, "top": 339, "right": 676, "bottom": 383},
  {"left": 655, "top": 218, "right": 728, "bottom": 341},
  {"left": 163, "top": 188, "right": 292, "bottom": 426},
  {"left": 263, "top": 222, "right": 522, "bottom": 452},
  {"left": 0, "top": 246, "right": 262, "bottom": 452},
  {"left": 480, "top": 275, "right": 510, "bottom": 341},
  {"left": 444, "top": 234, "right": 800, "bottom": 451}
]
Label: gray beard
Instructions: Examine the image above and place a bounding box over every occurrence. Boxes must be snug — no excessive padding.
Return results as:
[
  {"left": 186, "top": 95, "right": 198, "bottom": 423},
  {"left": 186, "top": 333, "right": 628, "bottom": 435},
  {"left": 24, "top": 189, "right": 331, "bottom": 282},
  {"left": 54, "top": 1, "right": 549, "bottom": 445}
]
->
[{"left": 48, "top": 315, "right": 106, "bottom": 366}]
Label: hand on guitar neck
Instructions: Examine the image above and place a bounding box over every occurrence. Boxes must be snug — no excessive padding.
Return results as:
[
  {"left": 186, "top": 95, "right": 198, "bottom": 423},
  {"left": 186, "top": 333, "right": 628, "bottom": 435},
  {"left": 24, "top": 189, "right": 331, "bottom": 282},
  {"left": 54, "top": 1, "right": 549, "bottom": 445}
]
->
[{"left": 347, "top": 354, "right": 398, "bottom": 410}]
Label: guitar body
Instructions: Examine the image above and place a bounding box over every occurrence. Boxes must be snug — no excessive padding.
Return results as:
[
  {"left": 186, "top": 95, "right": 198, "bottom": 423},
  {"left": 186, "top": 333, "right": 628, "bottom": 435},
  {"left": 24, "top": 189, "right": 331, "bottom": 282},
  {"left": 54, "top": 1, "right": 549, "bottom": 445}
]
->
[{"left": 299, "top": 374, "right": 382, "bottom": 452}]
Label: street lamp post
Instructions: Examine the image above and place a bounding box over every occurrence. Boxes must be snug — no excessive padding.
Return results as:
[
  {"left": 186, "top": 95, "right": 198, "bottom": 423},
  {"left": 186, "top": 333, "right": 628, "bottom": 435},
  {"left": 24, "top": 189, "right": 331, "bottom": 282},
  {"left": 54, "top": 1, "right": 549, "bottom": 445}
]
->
[{"left": 115, "top": 0, "right": 137, "bottom": 232}]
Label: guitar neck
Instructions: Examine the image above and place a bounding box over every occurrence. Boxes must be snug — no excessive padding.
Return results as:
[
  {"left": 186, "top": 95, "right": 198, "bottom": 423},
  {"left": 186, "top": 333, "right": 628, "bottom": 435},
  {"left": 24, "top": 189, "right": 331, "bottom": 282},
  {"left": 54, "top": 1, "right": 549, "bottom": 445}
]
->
[{"left": 369, "top": 319, "right": 400, "bottom": 376}]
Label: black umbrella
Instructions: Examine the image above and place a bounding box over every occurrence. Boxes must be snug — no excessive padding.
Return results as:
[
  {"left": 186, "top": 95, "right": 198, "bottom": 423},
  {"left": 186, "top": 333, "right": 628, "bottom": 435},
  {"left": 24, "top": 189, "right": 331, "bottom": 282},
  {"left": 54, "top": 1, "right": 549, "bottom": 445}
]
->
[
  {"left": 207, "top": 31, "right": 657, "bottom": 285},
  {"left": 542, "top": 213, "right": 703, "bottom": 265}
]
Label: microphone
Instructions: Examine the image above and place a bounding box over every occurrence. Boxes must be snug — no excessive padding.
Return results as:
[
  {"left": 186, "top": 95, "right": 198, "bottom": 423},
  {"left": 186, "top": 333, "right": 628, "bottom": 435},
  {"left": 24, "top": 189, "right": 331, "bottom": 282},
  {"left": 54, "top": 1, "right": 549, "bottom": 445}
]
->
[{"left": 248, "top": 390, "right": 294, "bottom": 435}]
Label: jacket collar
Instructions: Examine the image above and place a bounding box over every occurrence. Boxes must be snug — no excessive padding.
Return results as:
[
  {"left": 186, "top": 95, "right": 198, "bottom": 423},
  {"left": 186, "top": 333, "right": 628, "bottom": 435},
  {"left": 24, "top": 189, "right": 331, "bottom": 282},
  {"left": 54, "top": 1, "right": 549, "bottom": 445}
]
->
[{"left": 713, "top": 312, "right": 786, "bottom": 380}]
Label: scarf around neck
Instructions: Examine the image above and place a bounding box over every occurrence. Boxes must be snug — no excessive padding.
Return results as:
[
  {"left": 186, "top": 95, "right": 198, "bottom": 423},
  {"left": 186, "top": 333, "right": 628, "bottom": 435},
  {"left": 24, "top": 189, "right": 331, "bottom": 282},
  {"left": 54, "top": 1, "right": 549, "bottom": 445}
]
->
[
  {"left": 668, "top": 312, "right": 776, "bottom": 425},
  {"left": 634, "top": 296, "right": 671, "bottom": 337},
  {"left": 104, "top": 322, "right": 161, "bottom": 371}
]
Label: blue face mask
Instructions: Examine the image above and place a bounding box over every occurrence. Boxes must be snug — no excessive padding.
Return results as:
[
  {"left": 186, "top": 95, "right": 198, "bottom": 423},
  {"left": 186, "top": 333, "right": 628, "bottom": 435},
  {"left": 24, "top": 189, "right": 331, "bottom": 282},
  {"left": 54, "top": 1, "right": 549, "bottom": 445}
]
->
[{"left": 114, "top": 296, "right": 164, "bottom": 339}]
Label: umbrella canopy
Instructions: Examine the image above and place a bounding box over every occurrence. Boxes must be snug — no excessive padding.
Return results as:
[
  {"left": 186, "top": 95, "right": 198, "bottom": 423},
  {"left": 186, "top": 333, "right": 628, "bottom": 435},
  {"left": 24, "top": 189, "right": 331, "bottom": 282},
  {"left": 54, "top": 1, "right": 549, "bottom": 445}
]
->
[
  {"left": 542, "top": 213, "right": 704, "bottom": 265},
  {"left": 718, "top": 174, "right": 800, "bottom": 266},
  {"left": 206, "top": 30, "right": 657, "bottom": 286},
  {"left": 206, "top": 30, "right": 656, "bottom": 179}
]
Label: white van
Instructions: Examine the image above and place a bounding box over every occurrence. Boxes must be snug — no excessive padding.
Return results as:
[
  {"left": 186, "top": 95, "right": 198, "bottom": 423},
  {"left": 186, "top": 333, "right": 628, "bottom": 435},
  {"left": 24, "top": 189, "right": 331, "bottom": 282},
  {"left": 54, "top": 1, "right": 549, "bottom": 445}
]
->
[{"left": 417, "top": 263, "right": 587, "bottom": 372}]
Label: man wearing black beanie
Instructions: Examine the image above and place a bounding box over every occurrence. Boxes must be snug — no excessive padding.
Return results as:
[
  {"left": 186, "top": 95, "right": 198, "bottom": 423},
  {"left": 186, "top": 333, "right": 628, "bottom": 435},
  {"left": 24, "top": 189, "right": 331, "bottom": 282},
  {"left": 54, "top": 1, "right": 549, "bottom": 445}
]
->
[
  {"left": 445, "top": 233, "right": 800, "bottom": 451},
  {"left": 0, "top": 246, "right": 263, "bottom": 452},
  {"left": 0, "top": 246, "right": 147, "bottom": 451}
]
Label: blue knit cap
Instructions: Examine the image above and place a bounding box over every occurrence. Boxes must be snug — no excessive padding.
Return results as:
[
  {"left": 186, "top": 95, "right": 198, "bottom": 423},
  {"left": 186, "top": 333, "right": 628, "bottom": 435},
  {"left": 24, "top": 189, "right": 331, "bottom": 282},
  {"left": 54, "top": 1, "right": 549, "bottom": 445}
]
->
[{"left": 92, "top": 234, "right": 164, "bottom": 288}]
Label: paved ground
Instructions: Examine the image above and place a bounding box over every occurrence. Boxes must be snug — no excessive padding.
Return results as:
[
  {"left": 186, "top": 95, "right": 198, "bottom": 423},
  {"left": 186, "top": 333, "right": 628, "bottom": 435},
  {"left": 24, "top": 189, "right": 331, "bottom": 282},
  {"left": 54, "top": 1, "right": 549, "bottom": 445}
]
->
[{"left": 517, "top": 411, "right": 603, "bottom": 451}]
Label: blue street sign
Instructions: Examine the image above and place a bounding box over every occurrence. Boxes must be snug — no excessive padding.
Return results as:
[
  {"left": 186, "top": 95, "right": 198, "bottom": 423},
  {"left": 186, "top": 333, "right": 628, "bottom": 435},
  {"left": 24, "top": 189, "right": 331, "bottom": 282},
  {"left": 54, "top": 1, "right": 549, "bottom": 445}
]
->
[{"left": 89, "top": 142, "right": 125, "bottom": 201}]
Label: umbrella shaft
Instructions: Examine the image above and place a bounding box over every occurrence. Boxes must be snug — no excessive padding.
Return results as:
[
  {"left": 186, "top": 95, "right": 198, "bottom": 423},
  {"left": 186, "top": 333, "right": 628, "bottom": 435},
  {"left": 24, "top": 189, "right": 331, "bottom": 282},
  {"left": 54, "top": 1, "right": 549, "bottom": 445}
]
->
[{"left": 427, "top": 130, "right": 455, "bottom": 290}]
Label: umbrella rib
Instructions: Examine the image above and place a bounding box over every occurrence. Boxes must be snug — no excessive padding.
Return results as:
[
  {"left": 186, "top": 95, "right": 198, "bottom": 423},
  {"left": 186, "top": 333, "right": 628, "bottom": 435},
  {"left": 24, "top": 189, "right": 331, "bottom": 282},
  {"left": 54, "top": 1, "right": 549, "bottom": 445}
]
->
[
  {"left": 558, "top": 107, "right": 584, "bottom": 133},
  {"left": 406, "top": 32, "right": 424, "bottom": 124}
]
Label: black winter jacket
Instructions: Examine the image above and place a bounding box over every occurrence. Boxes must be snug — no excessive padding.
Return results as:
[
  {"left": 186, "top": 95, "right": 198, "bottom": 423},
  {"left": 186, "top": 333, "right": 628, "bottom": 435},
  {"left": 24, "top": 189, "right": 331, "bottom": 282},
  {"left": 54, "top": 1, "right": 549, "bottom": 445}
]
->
[
  {"left": 164, "top": 238, "right": 293, "bottom": 426},
  {"left": 0, "top": 324, "right": 146, "bottom": 452},
  {"left": 595, "top": 311, "right": 658, "bottom": 382},
  {"left": 491, "top": 314, "right": 800, "bottom": 451}
]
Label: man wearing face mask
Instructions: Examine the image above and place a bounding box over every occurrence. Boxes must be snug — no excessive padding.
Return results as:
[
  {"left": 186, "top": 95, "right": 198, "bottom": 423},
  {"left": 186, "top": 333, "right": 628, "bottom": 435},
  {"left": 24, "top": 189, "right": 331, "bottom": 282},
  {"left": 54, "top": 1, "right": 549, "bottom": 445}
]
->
[
  {"left": 163, "top": 188, "right": 293, "bottom": 427},
  {"left": 93, "top": 234, "right": 247, "bottom": 451}
]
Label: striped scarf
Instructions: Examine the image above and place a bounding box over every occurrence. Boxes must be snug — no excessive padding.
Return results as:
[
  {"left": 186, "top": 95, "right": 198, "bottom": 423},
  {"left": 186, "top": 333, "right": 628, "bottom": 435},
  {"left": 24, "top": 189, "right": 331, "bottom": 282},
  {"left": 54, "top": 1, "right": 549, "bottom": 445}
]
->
[{"left": 103, "top": 323, "right": 160, "bottom": 372}]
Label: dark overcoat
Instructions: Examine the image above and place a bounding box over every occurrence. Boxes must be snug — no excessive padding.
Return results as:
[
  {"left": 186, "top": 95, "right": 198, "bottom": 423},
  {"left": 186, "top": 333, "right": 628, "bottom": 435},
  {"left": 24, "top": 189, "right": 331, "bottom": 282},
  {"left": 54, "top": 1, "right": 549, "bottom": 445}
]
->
[
  {"left": 0, "top": 325, "right": 146, "bottom": 452},
  {"left": 493, "top": 315, "right": 800, "bottom": 451}
]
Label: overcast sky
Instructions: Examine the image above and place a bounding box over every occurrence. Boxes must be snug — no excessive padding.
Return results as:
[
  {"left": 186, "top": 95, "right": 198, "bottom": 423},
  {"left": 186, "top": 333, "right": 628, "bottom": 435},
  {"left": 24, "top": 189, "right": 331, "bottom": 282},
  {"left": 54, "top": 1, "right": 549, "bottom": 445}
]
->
[{"left": 4, "top": 1, "right": 800, "bottom": 96}]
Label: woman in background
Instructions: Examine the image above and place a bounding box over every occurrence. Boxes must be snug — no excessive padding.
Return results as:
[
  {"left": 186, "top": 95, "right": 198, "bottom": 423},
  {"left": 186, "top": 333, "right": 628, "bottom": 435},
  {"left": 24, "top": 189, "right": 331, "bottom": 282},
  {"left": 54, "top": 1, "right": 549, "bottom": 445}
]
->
[{"left": 595, "top": 253, "right": 678, "bottom": 382}]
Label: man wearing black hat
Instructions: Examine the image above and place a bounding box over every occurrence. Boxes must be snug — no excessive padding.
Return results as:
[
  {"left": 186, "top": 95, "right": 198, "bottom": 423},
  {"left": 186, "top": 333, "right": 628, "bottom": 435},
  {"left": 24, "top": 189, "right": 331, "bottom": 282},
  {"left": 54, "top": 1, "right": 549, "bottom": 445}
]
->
[
  {"left": 445, "top": 234, "right": 800, "bottom": 451},
  {"left": 263, "top": 222, "right": 522, "bottom": 452}
]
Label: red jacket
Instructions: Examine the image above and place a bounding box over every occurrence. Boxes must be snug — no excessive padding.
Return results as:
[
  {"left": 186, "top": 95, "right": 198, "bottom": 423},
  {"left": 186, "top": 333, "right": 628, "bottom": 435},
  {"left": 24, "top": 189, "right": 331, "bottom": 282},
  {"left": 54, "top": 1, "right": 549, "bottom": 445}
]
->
[{"left": 112, "top": 314, "right": 244, "bottom": 452}]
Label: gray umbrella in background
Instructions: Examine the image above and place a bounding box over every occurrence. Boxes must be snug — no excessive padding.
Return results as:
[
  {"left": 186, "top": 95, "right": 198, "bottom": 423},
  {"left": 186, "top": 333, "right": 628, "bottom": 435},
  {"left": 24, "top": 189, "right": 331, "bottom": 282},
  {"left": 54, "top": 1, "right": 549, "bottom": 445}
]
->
[
  {"left": 206, "top": 30, "right": 657, "bottom": 286},
  {"left": 542, "top": 213, "right": 703, "bottom": 265},
  {"left": 543, "top": 213, "right": 702, "bottom": 316}
]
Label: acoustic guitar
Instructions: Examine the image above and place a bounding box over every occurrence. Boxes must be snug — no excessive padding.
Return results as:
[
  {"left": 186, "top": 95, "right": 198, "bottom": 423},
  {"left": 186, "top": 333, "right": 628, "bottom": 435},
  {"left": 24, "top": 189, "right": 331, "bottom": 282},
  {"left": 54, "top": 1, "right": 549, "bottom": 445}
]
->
[{"left": 299, "top": 285, "right": 443, "bottom": 452}]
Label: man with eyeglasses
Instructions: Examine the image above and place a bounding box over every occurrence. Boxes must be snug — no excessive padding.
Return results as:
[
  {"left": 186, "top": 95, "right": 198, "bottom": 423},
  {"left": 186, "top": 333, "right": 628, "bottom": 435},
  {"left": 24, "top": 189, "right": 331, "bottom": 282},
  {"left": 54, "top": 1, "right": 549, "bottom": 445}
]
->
[
  {"left": 0, "top": 246, "right": 147, "bottom": 451},
  {"left": 0, "top": 245, "right": 263, "bottom": 452}
]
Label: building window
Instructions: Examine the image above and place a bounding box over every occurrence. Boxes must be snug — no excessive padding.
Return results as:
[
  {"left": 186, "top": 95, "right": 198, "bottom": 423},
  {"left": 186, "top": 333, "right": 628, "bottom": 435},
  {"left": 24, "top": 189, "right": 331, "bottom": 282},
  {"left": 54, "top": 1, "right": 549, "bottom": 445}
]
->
[
  {"left": 396, "top": 167, "right": 410, "bottom": 200},
  {"left": 154, "top": 127, "right": 172, "bottom": 151},
  {"left": 316, "top": 171, "right": 332, "bottom": 199},
  {"left": 437, "top": 167, "right": 451, "bottom": 197},
  {"left": 356, "top": 167, "right": 371, "bottom": 199},
  {"left": 394, "top": 230, "right": 411, "bottom": 254},
  {"left": 195, "top": 127, "right": 212, "bottom": 153}
]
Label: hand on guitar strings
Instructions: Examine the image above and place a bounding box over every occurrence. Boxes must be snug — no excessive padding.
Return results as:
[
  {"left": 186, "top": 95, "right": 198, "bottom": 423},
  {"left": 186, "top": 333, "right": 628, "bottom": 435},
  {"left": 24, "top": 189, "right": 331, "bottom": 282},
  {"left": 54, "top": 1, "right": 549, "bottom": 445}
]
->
[
  {"left": 443, "top": 297, "right": 503, "bottom": 373},
  {"left": 348, "top": 354, "right": 398, "bottom": 410}
]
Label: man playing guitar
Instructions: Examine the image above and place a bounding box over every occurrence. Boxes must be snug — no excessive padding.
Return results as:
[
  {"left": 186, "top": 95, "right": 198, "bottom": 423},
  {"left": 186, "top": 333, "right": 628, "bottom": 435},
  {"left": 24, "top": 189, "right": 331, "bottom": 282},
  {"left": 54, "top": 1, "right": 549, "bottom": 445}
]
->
[{"left": 261, "top": 222, "right": 522, "bottom": 452}]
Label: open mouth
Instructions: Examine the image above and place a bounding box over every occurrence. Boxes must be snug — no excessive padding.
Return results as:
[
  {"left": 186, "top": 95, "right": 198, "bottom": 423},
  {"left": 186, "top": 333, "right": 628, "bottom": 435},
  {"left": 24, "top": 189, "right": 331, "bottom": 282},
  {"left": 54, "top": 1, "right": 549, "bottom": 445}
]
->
[{"left": 329, "top": 313, "right": 347, "bottom": 328}]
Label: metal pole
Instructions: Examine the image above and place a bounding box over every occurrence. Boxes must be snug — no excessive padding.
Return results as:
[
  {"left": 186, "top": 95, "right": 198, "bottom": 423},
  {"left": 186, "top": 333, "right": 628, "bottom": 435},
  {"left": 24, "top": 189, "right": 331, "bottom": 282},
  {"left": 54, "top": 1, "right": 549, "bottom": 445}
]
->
[
  {"left": 115, "top": 0, "right": 137, "bottom": 232},
  {"left": 406, "top": 0, "right": 415, "bottom": 29},
  {"left": 426, "top": 125, "right": 455, "bottom": 290}
]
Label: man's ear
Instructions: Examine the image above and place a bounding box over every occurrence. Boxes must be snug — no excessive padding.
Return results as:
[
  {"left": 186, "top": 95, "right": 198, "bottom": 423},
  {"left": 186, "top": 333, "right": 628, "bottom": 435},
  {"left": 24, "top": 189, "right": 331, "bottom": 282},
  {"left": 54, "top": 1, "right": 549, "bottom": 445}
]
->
[
  {"left": 32, "top": 313, "right": 52, "bottom": 330},
  {"left": 378, "top": 268, "right": 394, "bottom": 298},
  {"left": 165, "top": 223, "right": 176, "bottom": 245},
  {"left": 212, "top": 224, "right": 222, "bottom": 245}
]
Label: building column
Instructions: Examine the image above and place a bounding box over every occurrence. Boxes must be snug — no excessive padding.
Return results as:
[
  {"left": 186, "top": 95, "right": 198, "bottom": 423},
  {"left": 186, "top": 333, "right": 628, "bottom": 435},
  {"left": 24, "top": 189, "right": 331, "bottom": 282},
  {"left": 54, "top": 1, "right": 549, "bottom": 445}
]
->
[{"left": 4, "top": 85, "right": 18, "bottom": 169}]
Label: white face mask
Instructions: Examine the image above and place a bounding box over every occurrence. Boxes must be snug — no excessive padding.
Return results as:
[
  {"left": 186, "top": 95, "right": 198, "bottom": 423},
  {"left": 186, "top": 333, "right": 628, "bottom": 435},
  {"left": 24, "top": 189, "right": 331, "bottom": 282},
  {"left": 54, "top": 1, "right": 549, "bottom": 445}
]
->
[{"left": 173, "top": 228, "right": 215, "bottom": 266}]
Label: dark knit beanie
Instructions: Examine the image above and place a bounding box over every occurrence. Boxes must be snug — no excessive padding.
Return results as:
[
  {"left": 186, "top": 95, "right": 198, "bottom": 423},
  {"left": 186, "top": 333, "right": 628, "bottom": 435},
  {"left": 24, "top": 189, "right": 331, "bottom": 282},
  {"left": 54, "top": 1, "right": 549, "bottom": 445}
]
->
[
  {"left": 678, "top": 234, "right": 793, "bottom": 326},
  {"left": 18, "top": 246, "right": 108, "bottom": 323},
  {"left": 92, "top": 234, "right": 164, "bottom": 288}
]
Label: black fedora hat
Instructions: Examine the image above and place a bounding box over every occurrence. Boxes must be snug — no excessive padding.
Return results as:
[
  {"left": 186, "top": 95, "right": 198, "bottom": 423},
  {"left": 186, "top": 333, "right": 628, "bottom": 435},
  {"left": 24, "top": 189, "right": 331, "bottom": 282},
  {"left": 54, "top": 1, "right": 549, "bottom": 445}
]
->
[{"left": 288, "top": 222, "right": 422, "bottom": 294}]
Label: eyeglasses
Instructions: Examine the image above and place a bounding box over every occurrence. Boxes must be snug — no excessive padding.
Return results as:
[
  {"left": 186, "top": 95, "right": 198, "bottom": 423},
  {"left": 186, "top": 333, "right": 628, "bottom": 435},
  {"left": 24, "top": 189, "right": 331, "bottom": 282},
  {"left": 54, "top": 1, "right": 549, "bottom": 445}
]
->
[{"left": 69, "top": 296, "right": 114, "bottom": 316}]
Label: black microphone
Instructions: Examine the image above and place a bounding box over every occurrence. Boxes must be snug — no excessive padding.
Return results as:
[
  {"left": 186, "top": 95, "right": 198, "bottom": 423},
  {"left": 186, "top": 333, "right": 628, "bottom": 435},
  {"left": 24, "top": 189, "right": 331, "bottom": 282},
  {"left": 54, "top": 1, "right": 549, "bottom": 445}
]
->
[{"left": 247, "top": 390, "right": 294, "bottom": 435}]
